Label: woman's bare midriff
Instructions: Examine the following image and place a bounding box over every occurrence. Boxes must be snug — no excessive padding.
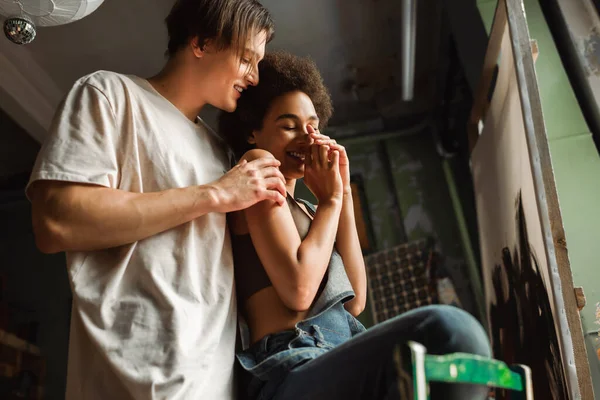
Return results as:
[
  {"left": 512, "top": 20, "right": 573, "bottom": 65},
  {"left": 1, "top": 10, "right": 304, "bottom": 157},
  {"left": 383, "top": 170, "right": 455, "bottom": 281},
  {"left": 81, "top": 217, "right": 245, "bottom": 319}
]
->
[{"left": 243, "top": 286, "right": 311, "bottom": 344}]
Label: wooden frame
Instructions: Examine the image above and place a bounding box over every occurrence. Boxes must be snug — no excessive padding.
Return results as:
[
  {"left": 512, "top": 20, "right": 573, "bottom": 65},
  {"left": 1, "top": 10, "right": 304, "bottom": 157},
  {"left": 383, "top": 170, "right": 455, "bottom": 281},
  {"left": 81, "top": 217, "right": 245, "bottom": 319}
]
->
[{"left": 349, "top": 174, "right": 376, "bottom": 254}]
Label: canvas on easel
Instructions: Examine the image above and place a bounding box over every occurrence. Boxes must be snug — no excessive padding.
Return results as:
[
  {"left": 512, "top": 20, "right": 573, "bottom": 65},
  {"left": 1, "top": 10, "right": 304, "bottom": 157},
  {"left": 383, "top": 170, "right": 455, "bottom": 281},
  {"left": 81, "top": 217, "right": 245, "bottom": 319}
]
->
[{"left": 469, "top": 0, "right": 593, "bottom": 398}]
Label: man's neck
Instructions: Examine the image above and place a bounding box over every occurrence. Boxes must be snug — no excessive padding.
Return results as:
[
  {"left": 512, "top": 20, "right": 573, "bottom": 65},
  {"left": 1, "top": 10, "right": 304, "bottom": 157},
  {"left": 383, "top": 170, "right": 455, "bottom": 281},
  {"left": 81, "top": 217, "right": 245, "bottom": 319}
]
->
[{"left": 148, "top": 60, "right": 205, "bottom": 122}]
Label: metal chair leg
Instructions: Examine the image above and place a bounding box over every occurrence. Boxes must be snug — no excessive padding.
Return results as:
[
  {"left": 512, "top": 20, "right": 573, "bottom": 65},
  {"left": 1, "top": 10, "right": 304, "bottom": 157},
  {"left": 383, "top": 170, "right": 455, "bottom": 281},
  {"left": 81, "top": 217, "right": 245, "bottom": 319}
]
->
[
  {"left": 509, "top": 365, "right": 534, "bottom": 400},
  {"left": 393, "top": 341, "right": 533, "bottom": 400}
]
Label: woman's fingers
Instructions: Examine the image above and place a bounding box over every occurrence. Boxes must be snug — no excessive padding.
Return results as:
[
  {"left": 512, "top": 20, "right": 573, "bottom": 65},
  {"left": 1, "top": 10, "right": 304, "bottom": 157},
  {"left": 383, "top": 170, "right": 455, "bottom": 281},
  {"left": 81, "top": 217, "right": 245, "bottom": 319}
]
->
[
  {"left": 319, "top": 145, "right": 329, "bottom": 169},
  {"left": 310, "top": 143, "right": 319, "bottom": 169},
  {"left": 309, "top": 127, "right": 332, "bottom": 141},
  {"left": 330, "top": 150, "right": 340, "bottom": 171},
  {"left": 307, "top": 143, "right": 342, "bottom": 169},
  {"left": 305, "top": 145, "right": 313, "bottom": 168}
]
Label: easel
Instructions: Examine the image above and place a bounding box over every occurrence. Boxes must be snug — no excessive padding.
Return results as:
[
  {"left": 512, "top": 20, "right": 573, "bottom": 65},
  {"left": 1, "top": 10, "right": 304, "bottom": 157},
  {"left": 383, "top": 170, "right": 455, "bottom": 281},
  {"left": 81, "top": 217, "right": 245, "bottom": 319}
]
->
[{"left": 468, "top": 0, "right": 594, "bottom": 398}]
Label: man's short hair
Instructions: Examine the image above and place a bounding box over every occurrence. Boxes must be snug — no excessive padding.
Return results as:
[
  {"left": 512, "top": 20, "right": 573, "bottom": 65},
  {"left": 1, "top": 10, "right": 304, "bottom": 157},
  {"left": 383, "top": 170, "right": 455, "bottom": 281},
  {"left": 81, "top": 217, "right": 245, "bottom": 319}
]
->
[
  {"left": 218, "top": 51, "right": 334, "bottom": 159},
  {"left": 165, "top": 0, "right": 274, "bottom": 57}
]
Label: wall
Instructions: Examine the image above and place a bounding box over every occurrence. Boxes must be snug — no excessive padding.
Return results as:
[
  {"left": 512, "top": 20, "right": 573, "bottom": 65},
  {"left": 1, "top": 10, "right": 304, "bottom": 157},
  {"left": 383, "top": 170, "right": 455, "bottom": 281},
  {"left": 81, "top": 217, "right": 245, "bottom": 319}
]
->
[
  {"left": 477, "top": 0, "right": 600, "bottom": 393},
  {"left": 0, "top": 108, "right": 39, "bottom": 181},
  {"left": 0, "top": 109, "right": 70, "bottom": 400},
  {"left": 0, "top": 195, "right": 71, "bottom": 400}
]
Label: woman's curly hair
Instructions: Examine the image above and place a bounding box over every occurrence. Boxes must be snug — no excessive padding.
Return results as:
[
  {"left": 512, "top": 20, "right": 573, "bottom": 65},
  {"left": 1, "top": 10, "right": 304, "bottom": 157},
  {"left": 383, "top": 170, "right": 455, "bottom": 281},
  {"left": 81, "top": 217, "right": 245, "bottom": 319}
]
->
[{"left": 218, "top": 51, "right": 333, "bottom": 159}]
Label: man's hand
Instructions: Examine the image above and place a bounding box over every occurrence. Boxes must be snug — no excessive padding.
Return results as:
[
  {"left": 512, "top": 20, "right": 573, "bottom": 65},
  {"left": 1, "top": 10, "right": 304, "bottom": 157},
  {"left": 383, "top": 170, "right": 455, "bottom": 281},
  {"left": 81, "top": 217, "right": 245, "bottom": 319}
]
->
[{"left": 211, "top": 156, "right": 287, "bottom": 212}]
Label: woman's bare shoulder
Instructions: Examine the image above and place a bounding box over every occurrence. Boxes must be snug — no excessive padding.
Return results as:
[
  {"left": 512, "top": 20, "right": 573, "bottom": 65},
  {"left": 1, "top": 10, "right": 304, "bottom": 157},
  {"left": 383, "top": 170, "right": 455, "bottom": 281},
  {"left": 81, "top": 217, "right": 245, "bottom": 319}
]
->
[{"left": 240, "top": 148, "right": 275, "bottom": 162}]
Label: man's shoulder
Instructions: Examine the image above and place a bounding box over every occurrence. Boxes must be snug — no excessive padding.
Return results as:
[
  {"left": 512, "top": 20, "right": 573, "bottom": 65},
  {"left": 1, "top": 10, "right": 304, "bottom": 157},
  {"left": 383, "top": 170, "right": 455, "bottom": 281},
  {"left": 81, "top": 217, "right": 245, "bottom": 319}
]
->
[{"left": 72, "top": 70, "right": 141, "bottom": 96}]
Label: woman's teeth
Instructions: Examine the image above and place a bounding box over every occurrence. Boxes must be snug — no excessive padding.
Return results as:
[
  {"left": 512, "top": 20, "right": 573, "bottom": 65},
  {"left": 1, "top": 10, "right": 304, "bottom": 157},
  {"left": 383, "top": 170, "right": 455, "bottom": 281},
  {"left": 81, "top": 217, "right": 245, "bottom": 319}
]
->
[
  {"left": 289, "top": 151, "right": 305, "bottom": 160},
  {"left": 234, "top": 85, "right": 244, "bottom": 93}
]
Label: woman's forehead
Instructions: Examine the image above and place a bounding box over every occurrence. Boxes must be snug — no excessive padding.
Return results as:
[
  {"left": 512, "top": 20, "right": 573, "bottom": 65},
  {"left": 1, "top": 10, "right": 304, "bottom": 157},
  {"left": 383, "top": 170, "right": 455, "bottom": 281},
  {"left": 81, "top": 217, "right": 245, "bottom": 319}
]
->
[{"left": 269, "top": 92, "right": 317, "bottom": 118}]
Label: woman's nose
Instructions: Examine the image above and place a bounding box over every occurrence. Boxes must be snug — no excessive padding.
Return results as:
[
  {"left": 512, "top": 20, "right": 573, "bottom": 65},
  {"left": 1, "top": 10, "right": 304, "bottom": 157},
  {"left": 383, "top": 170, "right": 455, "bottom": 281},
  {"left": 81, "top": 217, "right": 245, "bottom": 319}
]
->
[{"left": 300, "top": 126, "right": 315, "bottom": 144}]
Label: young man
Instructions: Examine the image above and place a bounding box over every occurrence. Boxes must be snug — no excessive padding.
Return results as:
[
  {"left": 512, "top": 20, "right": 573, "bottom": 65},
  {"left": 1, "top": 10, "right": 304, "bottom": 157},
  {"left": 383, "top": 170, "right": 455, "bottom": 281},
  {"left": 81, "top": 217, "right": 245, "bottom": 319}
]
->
[{"left": 26, "top": 1, "right": 282, "bottom": 399}]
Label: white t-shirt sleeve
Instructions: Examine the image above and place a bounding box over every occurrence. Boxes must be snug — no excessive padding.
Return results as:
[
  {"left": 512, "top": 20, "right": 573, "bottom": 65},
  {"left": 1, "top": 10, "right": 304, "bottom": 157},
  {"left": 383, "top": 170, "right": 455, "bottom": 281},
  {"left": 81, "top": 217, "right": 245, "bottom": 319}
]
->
[{"left": 27, "top": 79, "right": 120, "bottom": 197}]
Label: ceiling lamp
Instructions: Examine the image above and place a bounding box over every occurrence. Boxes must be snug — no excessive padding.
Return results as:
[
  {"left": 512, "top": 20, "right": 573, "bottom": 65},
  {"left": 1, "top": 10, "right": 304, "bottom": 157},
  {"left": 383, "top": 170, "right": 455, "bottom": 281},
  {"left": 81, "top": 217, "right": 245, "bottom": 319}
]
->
[{"left": 1, "top": 0, "right": 105, "bottom": 45}]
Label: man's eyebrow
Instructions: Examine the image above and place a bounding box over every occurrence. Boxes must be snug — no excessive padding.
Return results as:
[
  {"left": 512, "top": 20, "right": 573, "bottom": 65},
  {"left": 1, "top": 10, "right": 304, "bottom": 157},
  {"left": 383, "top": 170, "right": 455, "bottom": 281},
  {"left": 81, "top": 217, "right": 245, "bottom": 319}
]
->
[
  {"left": 275, "top": 114, "right": 319, "bottom": 122},
  {"left": 243, "top": 48, "right": 262, "bottom": 61}
]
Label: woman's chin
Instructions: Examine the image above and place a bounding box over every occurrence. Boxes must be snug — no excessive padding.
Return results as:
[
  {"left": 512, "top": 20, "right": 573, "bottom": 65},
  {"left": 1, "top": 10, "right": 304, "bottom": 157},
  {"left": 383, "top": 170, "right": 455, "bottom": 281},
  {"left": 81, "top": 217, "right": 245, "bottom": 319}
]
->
[{"left": 282, "top": 167, "right": 305, "bottom": 181}]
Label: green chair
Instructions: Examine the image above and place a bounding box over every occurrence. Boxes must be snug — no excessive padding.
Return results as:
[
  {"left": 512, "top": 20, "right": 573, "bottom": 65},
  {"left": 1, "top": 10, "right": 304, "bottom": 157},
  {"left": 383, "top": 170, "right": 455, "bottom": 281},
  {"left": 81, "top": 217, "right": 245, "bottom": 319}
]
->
[{"left": 393, "top": 341, "right": 534, "bottom": 400}]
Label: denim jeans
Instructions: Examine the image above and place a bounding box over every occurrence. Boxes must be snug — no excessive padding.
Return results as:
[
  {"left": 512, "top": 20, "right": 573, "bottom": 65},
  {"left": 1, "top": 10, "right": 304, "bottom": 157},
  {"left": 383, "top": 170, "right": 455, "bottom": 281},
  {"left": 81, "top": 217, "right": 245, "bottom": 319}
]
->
[{"left": 237, "top": 304, "right": 491, "bottom": 400}]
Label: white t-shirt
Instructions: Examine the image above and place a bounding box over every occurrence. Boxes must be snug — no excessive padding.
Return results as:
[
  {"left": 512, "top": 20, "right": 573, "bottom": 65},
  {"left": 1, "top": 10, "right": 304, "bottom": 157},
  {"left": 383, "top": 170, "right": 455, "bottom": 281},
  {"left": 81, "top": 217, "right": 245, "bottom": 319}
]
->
[{"left": 27, "top": 71, "right": 237, "bottom": 400}]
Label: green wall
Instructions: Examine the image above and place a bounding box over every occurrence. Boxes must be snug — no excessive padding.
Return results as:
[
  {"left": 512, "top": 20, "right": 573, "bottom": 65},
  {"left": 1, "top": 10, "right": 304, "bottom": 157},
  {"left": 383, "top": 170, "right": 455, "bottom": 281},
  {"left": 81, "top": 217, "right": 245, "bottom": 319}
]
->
[{"left": 477, "top": 0, "right": 600, "bottom": 393}]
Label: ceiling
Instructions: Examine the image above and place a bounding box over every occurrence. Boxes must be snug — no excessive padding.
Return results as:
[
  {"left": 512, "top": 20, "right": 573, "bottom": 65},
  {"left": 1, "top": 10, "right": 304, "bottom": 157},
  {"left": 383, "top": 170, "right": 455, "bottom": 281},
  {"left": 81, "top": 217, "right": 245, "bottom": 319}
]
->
[{"left": 0, "top": 0, "right": 445, "bottom": 143}]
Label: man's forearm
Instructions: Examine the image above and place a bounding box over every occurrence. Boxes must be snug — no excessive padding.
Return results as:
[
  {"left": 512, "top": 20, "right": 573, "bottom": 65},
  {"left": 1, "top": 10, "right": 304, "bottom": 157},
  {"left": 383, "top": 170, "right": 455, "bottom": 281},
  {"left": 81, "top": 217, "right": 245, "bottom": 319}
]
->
[{"left": 31, "top": 181, "right": 221, "bottom": 253}]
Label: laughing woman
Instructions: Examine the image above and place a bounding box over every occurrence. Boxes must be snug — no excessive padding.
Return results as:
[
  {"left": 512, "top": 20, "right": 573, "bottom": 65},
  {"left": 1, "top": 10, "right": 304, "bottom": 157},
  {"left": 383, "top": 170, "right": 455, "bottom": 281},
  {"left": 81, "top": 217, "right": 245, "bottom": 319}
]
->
[{"left": 218, "top": 51, "right": 491, "bottom": 400}]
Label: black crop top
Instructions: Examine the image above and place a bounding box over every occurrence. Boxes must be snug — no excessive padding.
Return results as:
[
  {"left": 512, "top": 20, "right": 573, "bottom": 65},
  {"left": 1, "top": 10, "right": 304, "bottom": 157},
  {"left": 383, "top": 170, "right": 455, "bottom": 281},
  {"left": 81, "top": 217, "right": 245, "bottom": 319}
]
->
[{"left": 231, "top": 196, "right": 315, "bottom": 302}]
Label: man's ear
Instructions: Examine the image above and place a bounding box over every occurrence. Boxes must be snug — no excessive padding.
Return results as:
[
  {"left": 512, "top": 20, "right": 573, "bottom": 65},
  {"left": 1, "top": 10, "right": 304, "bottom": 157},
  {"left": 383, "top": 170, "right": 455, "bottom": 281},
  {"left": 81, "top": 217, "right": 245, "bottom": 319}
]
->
[{"left": 190, "top": 37, "right": 210, "bottom": 58}]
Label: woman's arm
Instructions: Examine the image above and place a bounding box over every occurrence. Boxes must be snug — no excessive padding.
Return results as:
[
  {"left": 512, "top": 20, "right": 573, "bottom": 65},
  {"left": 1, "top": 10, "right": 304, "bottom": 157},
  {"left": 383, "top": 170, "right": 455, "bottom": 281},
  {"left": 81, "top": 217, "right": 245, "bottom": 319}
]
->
[
  {"left": 310, "top": 130, "right": 367, "bottom": 316},
  {"left": 335, "top": 191, "right": 367, "bottom": 316},
  {"left": 243, "top": 147, "right": 343, "bottom": 311}
]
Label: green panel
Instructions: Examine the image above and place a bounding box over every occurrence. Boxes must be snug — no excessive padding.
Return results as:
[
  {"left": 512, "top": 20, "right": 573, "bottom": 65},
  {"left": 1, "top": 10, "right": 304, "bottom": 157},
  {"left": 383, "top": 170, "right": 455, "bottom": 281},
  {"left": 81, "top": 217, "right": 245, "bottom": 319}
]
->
[
  {"left": 424, "top": 353, "right": 523, "bottom": 391},
  {"left": 477, "top": 0, "right": 588, "bottom": 141},
  {"left": 477, "top": 0, "right": 497, "bottom": 34},
  {"left": 385, "top": 136, "right": 479, "bottom": 317},
  {"left": 550, "top": 134, "right": 600, "bottom": 325},
  {"left": 521, "top": 0, "right": 589, "bottom": 141},
  {"left": 385, "top": 136, "right": 463, "bottom": 259},
  {"left": 550, "top": 134, "right": 600, "bottom": 394},
  {"left": 344, "top": 140, "right": 405, "bottom": 251}
]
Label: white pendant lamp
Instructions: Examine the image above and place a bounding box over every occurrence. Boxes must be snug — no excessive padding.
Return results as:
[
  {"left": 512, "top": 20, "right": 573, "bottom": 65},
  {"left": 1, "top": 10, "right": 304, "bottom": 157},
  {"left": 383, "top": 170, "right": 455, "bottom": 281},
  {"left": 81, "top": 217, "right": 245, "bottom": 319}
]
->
[{"left": 1, "top": 0, "right": 105, "bottom": 45}]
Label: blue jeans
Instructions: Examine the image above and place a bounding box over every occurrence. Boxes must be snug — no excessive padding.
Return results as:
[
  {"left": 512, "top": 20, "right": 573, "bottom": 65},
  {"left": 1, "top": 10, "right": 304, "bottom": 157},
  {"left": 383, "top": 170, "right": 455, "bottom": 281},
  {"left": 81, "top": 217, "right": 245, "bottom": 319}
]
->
[{"left": 238, "top": 304, "right": 491, "bottom": 400}]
